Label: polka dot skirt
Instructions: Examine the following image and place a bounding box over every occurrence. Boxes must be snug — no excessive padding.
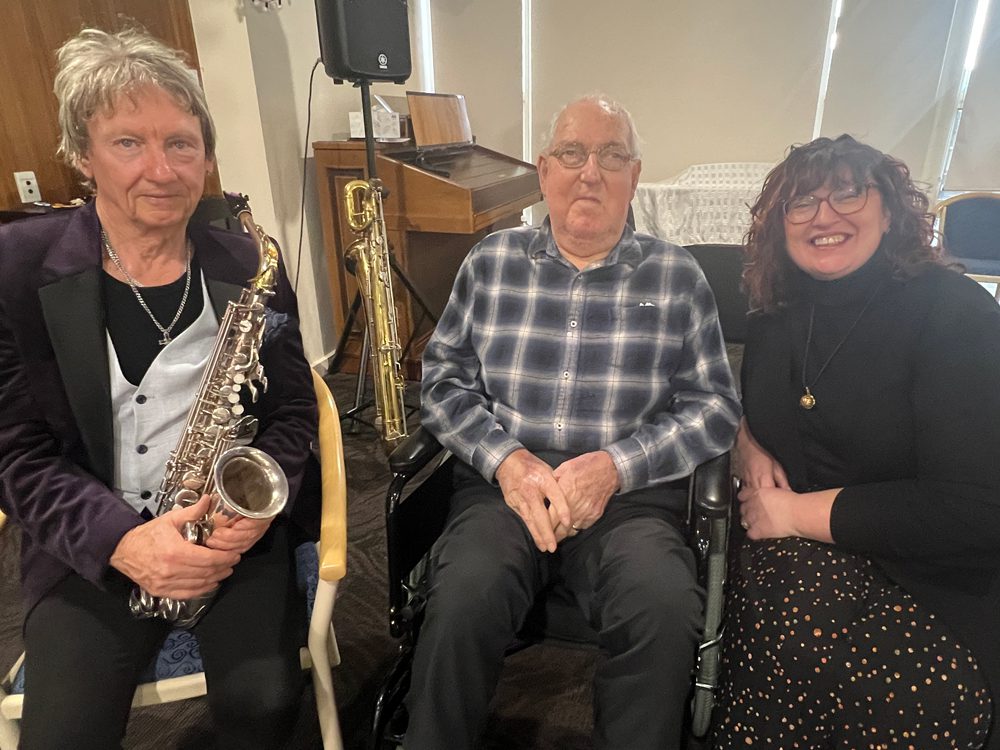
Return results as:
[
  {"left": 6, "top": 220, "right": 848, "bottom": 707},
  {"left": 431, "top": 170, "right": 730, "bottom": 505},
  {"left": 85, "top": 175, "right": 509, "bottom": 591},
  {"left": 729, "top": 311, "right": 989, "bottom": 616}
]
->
[{"left": 712, "top": 537, "right": 992, "bottom": 749}]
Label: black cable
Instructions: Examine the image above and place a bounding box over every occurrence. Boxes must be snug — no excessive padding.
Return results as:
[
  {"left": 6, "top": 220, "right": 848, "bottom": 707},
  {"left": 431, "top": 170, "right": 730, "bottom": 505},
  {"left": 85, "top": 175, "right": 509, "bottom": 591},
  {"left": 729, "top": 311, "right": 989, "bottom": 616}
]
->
[{"left": 293, "top": 58, "right": 323, "bottom": 294}]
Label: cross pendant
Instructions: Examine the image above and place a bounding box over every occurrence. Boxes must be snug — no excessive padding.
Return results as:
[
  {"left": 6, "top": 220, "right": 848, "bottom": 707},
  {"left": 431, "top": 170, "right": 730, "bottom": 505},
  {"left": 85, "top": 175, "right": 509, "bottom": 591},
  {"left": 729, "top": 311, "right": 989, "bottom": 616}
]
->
[{"left": 158, "top": 333, "right": 172, "bottom": 346}]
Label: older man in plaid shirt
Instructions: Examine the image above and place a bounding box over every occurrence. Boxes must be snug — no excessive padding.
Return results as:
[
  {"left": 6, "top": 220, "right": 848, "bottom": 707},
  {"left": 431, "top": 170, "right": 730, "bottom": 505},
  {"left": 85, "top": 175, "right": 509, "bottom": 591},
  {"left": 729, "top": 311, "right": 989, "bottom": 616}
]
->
[{"left": 405, "top": 94, "right": 741, "bottom": 750}]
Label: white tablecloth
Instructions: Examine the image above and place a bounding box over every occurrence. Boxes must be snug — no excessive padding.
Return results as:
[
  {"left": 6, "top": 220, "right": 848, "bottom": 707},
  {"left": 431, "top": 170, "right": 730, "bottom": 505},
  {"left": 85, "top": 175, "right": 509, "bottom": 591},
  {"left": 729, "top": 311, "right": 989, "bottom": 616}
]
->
[{"left": 632, "top": 162, "right": 773, "bottom": 246}]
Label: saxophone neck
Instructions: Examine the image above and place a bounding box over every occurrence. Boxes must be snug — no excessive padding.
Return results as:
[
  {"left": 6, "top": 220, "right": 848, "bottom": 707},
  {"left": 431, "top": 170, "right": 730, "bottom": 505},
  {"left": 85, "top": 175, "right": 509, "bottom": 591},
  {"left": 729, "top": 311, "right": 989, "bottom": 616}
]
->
[
  {"left": 225, "top": 193, "right": 282, "bottom": 293},
  {"left": 248, "top": 227, "right": 281, "bottom": 293}
]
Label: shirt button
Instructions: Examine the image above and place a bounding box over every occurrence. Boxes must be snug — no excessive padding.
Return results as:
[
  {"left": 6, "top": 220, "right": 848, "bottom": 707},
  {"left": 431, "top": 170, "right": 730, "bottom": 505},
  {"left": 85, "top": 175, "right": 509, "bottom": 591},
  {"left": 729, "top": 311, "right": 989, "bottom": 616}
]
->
[
  {"left": 562, "top": 371, "right": 570, "bottom": 379},
  {"left": 135, "top": 394, "right": 147, "bottom": 404},
  {"left": 569, "top": 320, "right": 578, "bottom": 328},
  {"left": 137, "top": 444, "right": 148, "bottom": 454},
  {"left": 556, "top": 423, "right": 563, "bottom": 430},
  {"left": 140, "top": 490, "right": 152, "bottom": 500}
]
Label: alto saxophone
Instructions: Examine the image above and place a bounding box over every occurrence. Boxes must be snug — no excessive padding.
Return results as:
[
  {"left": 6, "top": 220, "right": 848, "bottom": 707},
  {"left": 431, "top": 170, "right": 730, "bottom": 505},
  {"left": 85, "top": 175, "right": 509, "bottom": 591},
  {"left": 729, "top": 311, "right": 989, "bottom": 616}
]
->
[
  {"left": 344, "top": 178, "right": 408, "bottom": 450},
  {"left": 129, "top": 194, "right": 289, "bottom": 628}
]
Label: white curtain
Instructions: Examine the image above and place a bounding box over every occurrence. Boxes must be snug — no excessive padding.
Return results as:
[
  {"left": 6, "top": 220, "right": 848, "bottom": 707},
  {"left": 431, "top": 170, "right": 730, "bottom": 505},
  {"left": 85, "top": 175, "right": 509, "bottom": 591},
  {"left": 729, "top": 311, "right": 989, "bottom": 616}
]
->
[
  {"left": 946, "top": 3, "right": 1000, "bottom": 190},
  {"left": 819, "top": 0, "right": 976, "bottom": 192},
  {"left": 428, "top": 0, "right": 523, "bottom": 157},
  {"left": 530, "top": 0, "right": 829, "bottom": 182}
]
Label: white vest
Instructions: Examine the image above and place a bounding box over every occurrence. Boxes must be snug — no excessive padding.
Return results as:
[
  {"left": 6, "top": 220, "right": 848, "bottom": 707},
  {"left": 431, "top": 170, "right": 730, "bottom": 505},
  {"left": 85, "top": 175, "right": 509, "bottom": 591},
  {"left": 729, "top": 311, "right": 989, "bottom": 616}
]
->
[{"left": 107, "top": 274, "right": 219, "bottom": 517}]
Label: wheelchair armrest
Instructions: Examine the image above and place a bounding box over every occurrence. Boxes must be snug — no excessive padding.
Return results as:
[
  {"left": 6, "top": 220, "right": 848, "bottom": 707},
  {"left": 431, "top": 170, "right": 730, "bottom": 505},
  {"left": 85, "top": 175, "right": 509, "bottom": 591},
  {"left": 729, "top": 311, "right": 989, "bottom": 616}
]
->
[
  {"left": 385, "top": 428, "right": 452, "bottom": 638},
  {"left": 687, "top": 451, "right": 733, "bottom": 736},
  {"left": 690, "top": 452, "right": 732, "bottom": 519},
  {"left": 388, "top": 426, "right": 444, "bottom": 479}
]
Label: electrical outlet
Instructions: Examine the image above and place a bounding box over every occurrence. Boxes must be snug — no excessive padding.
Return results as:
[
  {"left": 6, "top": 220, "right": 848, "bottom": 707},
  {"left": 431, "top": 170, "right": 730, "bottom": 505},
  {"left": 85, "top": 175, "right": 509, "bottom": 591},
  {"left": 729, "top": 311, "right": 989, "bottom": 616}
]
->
[{"left": 13, "top": 171, "right": 41, "bottom": 203}]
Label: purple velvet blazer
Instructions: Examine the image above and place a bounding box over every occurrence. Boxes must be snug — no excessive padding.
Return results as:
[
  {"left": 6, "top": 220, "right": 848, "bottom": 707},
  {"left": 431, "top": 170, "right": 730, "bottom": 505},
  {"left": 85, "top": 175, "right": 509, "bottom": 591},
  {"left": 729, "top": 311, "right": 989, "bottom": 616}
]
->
[{"left": 0, "top": 201, "right": 317, "bottom": 617}]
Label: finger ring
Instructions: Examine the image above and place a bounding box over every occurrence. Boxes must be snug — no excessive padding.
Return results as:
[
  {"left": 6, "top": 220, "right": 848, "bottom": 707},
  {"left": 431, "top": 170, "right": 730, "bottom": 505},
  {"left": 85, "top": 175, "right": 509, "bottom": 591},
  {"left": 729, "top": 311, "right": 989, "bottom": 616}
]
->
[
  {"left": 740, "top": 519, "right": 750, "bottom": 531},
  {"left": 571, "top": 523, "right": 581, "bottom": 531}
]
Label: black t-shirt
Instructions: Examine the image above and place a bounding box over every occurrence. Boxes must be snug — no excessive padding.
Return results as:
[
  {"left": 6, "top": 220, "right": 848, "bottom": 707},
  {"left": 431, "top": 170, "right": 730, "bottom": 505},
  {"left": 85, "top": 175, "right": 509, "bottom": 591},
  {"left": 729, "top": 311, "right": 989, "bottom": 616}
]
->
[{"left": 101, "top": 257, "right": 205, "bottom": 385}]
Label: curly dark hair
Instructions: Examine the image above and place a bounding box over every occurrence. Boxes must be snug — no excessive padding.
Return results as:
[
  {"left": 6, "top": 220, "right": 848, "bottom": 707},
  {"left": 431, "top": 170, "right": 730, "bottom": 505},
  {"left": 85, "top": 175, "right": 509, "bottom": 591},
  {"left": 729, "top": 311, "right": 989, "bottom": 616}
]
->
[{"left": 743, "top": 134, "right": 942, "bottom": 312}]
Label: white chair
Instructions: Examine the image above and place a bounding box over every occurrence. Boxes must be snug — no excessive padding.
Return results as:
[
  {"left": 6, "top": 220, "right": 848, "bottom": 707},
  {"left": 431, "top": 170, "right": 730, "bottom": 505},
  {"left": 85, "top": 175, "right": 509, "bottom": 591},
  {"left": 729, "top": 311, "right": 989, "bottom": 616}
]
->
[{"left": 0, "top": 368, "right": 347, "bottom": 750}]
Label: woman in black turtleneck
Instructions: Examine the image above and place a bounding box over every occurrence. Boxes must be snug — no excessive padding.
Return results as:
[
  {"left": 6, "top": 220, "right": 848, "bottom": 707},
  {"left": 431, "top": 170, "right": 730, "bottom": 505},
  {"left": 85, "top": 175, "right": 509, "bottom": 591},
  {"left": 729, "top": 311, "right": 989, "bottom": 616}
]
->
[{"left": 713, "top": 135, "right": 1000, "bottom": 749}]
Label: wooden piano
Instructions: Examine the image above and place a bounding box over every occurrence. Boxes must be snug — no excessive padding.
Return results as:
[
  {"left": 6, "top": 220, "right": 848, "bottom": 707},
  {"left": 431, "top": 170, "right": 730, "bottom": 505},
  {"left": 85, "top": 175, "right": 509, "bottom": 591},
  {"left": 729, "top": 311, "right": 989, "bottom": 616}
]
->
[{"left": 313, "top": 138, "right": 542, "bottom": 378}]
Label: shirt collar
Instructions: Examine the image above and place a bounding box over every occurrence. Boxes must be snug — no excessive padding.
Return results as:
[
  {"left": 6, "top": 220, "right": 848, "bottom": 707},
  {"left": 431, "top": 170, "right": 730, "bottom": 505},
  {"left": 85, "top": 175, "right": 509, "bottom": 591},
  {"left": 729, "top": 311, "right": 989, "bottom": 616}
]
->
[{"left": 528, "top": 217, "right": 643, "bottom": 270}]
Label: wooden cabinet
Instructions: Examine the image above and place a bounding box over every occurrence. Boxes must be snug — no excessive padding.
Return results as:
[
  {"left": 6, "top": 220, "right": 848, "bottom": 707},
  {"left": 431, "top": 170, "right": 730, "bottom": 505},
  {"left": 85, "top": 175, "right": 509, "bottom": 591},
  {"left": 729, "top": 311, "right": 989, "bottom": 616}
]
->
[{"left": 313, "top": 139, "right": 541, "bottom": 378}]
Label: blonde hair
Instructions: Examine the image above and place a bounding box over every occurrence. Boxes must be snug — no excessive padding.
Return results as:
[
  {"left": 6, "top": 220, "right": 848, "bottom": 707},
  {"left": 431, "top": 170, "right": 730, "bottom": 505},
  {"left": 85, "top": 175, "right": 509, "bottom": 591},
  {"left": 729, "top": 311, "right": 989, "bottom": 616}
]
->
[
  {"left": 54, "top": 27, "right": 216, "bottom": 183},
  {"left": 542, "top": 93, "right": 642, "bottom": 159}
]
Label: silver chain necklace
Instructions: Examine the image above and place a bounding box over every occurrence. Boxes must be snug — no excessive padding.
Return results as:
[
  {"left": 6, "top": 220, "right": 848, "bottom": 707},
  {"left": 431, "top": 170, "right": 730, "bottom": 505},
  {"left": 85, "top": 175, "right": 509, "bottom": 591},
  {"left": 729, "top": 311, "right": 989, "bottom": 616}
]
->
[{"left": 102, "top": 230, "right": 192, "bottom": 346}]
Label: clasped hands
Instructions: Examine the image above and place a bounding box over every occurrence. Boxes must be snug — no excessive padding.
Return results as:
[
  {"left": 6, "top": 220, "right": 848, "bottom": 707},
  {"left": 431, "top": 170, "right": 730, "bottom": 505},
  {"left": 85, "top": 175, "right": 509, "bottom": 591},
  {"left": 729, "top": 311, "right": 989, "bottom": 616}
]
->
[
  {"left": 495, "top": 448, "right": 620, "bottom": 553},
  {"left": 110, "top": 493, "right": 273, "bottom": 600},
  {"left": 734, "top": 419, "right": 835, "bottom": 543}
]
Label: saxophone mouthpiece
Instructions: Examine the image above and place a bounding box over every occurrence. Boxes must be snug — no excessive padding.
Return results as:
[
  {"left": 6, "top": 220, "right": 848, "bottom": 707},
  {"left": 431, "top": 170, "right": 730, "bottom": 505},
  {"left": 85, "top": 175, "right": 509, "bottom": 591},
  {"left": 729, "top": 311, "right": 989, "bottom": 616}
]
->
[{"left": 223, "top": 191, "right": 252, "bottom": 218}]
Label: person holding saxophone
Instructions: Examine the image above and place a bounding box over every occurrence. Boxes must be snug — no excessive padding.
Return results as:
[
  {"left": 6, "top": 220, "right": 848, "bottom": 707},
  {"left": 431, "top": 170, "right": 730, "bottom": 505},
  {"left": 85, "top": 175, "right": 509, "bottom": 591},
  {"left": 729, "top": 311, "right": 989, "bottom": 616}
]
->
[{"left": 0, "top": 27, "right": 316, "bottom": 749}]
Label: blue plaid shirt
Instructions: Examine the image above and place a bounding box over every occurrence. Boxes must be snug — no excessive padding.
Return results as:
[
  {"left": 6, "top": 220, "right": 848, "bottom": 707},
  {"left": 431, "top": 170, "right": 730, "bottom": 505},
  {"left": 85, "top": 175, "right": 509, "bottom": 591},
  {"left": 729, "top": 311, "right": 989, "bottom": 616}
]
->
[{"left": 421, "top": 219, "right": 741, "bottom": 493}]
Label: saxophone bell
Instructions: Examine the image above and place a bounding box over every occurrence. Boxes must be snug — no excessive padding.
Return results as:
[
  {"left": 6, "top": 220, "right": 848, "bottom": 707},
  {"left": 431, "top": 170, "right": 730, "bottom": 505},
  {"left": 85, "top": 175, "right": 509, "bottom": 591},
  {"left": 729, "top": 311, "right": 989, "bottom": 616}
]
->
[{"left": 213, "top": 446, "right": 288, "bottom": 521}]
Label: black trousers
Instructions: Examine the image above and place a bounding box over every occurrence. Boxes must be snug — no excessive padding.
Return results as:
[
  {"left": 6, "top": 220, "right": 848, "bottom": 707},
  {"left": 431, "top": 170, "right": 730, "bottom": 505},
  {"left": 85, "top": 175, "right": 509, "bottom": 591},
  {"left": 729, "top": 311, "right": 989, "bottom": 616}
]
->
[
  {"left": 405, "top": 457, "right": 704, "bottom": 750},
  {"left": 19, "top": 521, "right": 306, "bottom": 750}
]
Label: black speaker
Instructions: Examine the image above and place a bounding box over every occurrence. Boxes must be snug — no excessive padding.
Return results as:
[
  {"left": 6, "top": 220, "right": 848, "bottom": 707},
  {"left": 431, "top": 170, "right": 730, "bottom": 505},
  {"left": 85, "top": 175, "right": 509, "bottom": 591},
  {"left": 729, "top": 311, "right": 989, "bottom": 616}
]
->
[{"left": 315, "top": 0, "right": 411, "bottom": 83}]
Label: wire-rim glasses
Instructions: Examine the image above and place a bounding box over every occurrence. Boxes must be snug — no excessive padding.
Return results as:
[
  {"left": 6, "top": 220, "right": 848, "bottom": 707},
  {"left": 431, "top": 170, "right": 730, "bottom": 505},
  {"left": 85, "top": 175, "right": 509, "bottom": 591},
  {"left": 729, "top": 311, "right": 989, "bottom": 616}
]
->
[
  {"left": 547, "top": 142, "right": 634, "bottom": 171},
  {"left": 783, "top": 183, "right": 876, "bottom": 224}
]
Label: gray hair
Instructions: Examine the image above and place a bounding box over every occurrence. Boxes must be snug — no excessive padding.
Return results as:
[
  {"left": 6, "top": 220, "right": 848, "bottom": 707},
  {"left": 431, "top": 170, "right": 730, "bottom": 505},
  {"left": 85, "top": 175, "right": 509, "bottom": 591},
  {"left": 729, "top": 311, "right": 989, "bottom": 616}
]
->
[
  {"left": 541, "top": 93, "right": 642, "bottom": 159},
  {"left": 54, "top": 27, "right": 216, "bottom": 180}
]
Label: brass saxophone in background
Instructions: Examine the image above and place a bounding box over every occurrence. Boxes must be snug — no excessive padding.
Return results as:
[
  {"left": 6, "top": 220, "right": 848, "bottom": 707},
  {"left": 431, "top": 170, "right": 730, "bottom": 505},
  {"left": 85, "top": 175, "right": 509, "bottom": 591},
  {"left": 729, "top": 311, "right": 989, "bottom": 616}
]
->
[
  {"left": 344, "top": 177, "right": 408, "bottom": 450},
  {"left": 129, "top": 194, "right": 289, "bottom": 628}
]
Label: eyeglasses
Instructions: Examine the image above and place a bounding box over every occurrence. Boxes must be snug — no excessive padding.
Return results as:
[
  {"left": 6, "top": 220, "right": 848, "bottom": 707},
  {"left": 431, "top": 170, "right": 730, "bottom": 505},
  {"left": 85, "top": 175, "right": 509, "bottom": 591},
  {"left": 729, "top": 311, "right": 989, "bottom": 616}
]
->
[
  {"left": 547, "top": 142, "right": 634, "bottom": 171},
  {"left": 783, "top": 183, "right": 876, "bottom": 224}
]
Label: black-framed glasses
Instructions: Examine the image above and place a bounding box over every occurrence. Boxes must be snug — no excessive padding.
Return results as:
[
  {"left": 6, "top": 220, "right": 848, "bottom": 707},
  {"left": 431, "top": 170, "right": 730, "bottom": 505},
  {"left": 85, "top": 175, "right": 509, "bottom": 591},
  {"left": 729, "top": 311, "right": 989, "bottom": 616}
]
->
[
  {"left": 783, "top": 183, "right": 876, "bottom": 224},
  {"left": 547, "top": 142, "right": 634, "bottom": 171}
]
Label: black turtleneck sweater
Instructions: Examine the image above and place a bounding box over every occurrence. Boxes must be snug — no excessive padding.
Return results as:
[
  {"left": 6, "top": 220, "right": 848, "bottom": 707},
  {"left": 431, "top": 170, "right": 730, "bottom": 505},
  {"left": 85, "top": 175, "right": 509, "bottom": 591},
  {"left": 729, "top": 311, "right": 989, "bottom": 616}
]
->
[{"left": 741, "top": 252, "right": 1000, "bottom": 709}]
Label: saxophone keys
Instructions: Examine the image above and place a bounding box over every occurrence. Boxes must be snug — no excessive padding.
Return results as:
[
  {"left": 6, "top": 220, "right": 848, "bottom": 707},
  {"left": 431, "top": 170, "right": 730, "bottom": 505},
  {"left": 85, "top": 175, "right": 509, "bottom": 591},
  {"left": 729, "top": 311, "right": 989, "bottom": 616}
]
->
[
  {"left": 238, "top": 319, "right": 253, "bottom": 333},
  {"left": 231, "top": 403, "right": 245, "bottom": 416},
  {"left": 212, "top": 407, "right": 231, "bottom": 424},
  {"left": 174, "top": 486, "right": 202, "bottom": 503},
  {"left": 205, "top": 424, "right": 224, "bottom": 441},
  {"left": 225, "top": 389, "right": 241, "bottom": 404},
  {"left": 232, "top": 372, "right": 246, "bottom": 384}
]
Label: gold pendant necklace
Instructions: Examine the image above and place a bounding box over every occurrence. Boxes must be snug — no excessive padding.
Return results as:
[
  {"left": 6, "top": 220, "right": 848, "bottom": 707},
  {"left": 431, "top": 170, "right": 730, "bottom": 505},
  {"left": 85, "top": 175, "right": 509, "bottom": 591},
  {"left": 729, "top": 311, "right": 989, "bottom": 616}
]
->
[
  {"left": 800, "top": 388, "right": 816, "bottom": 410},
  {"left": 800, "top": 281, "right": 884, "bottom": 410}
]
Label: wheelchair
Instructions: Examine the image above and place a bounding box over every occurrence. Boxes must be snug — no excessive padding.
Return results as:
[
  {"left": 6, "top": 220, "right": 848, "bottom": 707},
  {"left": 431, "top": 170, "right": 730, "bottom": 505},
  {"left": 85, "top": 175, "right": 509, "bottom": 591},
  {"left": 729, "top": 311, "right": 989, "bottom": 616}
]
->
[{"left": 369, "top": 425, "right": 733, "bottom": 748}]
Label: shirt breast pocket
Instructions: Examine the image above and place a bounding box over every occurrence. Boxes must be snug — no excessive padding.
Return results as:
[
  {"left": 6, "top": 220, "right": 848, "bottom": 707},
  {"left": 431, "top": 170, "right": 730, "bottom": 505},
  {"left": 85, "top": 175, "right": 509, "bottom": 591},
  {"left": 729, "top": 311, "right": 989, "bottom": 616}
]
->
[
  {"left": 609, "top": 304, "right": 668, "bottom": 373},
  {"left": 615, "top": 304, "right": 664, "bottom": 338}
]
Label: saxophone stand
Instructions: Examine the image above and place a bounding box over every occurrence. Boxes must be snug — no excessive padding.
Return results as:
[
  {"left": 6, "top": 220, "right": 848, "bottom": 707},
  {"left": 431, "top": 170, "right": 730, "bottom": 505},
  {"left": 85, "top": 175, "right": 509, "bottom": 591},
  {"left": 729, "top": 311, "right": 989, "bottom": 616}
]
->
[{"left": 336, "top": 79, "right": 434, "bottom": 435}]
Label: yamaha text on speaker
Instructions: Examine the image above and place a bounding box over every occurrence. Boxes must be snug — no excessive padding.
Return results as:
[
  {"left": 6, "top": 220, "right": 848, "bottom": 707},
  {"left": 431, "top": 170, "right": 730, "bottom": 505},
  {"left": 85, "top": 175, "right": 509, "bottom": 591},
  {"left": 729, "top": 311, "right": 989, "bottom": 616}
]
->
[{"left": 315, "top": 0, "right": 411, "bottom": 83}]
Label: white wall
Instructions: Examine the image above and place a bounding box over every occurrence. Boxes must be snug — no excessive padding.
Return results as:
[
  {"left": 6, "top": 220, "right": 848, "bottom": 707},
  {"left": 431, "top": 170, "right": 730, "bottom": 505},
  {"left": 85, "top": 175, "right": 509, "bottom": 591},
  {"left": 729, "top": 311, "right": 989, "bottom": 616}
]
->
[
  {"left": 189, "top": 0, "right": 423, "bottom": 366},
  {"left": 188, "top": 2, "right": 276, "bottom": 230}
]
